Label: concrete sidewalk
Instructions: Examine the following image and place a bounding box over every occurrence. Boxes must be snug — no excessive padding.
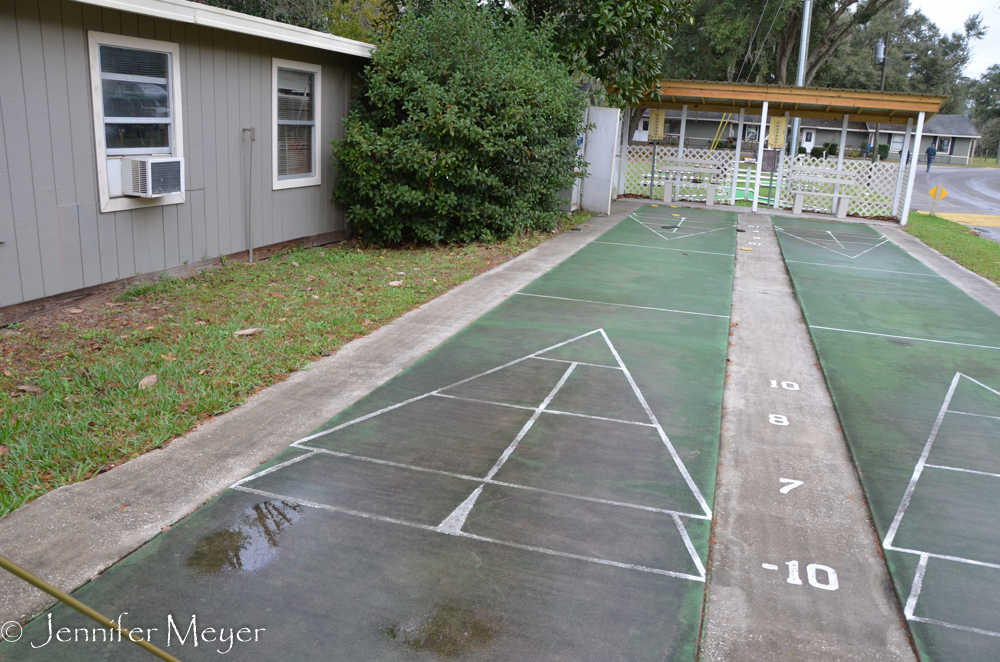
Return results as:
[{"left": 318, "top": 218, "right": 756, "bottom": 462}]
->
[{"left": 0, "top": 201, "right": 641, "bottom": 624}]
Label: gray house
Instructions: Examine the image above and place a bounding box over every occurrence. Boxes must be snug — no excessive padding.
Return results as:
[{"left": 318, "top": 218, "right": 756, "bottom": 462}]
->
[
  {"left": 0, "top": 0, "right": 372, "bottom": 323},
  {"left": 631, "top": 109, "right": 980, "bottom": 163},
  {"left": 872, "top": 114, "right": 981, "bottom": 165}
]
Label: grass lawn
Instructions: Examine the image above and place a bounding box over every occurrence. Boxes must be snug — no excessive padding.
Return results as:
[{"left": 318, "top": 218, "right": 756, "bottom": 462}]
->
[
  {"left": 904, "top": 211, "right": 1000, "bottom": 287},
  {"left": 0, "top": 213, "right": 591, "bottom": 517},
  {"left": 941, "top": 156, "right": 999, "bottom": 168}
]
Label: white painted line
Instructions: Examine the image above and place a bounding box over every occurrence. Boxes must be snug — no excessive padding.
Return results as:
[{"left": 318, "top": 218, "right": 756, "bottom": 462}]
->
[
  {"left": 531, "top": 356, "right": 622, "bottom": 369},
  {"left": 783, "top": 260, "right": 942, "bottom": 278},
  {"left": 903, "top": 553, "right": 929, "bottom": 618},
  {"left": 947, "top": 409, "right": 1000, "bottom": 420},
  {"left": 457, "top": 532, "right": 705, "bottom": 582},
  {"left": 634, "top": 218, "right": 734, "bottom": 243},
  {"left": 436, "top": 485, "right": 484, "bottom": 534},
  {"left": 593, "top": 241, "right": 735, "bottom": 257},
  {"left": 232, "top": 485, "right": 704, "bottom": 581},
  {"left": 827, "top": 230, "right": 845, "bottom": 249},
  {"left": 810, "top": 327, "right": 1000, "bottom": 352},
  {"left": 924, "top": 464, "right": 1000, "bottom": 479},
  {"left": 230, "top": 450, "right": 318, "bottom": 488},
  {"left": 600, "top": 330, "right": 713, "bottom": 518},
  {"left": 672, "top": 513, "right": 706, "bottom": 578},
  {"left": 883, "top": 373, "right": 961, "bottom": 550},
  {"left": 886, "top": 545, "right": 1000, "bottom": 570},
  {"left": 515, "top": 292, "right": 730, "bottom": 319},
  {"left": 960, "top": 374, "right": 1000, "bottom": 397},
  {"left": 483, "top": 363, "right": 577, "bottom": 480},
  {"left": 775, "top": 227, "right": 889, "bottom": 260},
  {"left": 431, "top": 393, "right": 537, "bottom": 412},
  {"left": 432, "top": 393, "right": 654, "bottom": 427},
  {"left": 761, "top": 563, "right": 779, "bottom": 570},
  {"left": 255, "top": 444, "right": 708, "bottom": 519},
  {"left": 292, "top": 330, "right": 607, "bottom": 445},
  {"left": 907, "top": 616, "right": 1000, "bottom": 638}
]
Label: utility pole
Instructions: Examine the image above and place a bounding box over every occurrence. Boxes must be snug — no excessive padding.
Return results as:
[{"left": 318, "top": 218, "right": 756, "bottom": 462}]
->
[
  {"left": 788, "top": 0, "right": 813, "bottom": 162},
  {"left": 872, "top": 33, "right": 887, "bottom": 163}
]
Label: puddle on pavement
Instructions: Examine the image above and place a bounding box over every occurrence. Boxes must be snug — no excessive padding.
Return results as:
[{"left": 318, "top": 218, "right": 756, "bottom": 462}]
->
[
  {"left": 382, "top": 603, "right": 499, "bottom": 658},
  {"left": 186, "top": 501, "right": 302, "bottom": 574}
]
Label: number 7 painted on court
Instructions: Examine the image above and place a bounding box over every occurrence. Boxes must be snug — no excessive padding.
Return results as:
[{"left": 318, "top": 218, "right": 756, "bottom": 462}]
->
[{"left": 779, "top": 478, "right": 804, "bottom": 494}]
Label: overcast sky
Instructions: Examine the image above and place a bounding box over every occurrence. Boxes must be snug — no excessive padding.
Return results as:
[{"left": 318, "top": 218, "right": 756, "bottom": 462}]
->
[{"left": 910, "top": 0, "right": 999, "bottom": 79}]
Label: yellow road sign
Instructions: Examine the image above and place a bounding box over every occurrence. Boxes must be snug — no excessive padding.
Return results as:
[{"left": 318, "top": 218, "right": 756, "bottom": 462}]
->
[
  {"left": 648, "top": 109, "right": 666, "bottom": 141},
  {"left": 928, "top": 185, "right": 948, "bottom": 200}
]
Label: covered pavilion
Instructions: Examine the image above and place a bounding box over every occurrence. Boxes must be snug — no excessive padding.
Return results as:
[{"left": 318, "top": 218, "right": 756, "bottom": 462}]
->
[{"left": 634, "top": 80, "right": 947, "bottom": 224}]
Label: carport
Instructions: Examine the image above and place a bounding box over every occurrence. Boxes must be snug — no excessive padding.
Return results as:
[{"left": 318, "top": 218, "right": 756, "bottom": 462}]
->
[{"left": 631, "top": 80, "right": 946, "bottom": 225}]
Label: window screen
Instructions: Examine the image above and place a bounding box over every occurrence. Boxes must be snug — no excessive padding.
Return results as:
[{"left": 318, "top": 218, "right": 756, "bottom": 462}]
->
[
  {"left": 100, "top": 45, "right": 172, "bottom": 155},
  {"left": 891, "top": 134, "right": 904, "bottom": 151},
  {"left": 276, "top": 67, "right": 316, "bottom": 178},
  {"left": 938, "top": 137, "right": 951, "bottom": 154}
]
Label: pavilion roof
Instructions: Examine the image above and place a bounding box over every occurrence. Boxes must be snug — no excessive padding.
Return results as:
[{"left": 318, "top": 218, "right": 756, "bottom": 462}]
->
[{"left": 642, "top": 80, "right": 946, "bottom": 124}]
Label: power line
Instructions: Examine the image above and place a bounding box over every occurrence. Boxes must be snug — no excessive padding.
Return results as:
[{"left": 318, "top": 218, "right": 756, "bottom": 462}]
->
[
  {"left": 742, "top": 0, "right": 788, "bottom": 83},
  {"left": 735, "top": 0, "right": 771, "bottom": 82}
]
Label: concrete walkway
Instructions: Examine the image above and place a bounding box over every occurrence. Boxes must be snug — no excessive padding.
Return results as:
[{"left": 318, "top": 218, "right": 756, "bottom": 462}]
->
[{"left": 0, "top": 202, "right": 640, "bottom": 624}]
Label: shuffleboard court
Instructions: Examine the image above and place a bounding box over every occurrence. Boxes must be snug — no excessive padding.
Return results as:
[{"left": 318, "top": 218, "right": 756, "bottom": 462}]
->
[
  {"left": 1, "top": 207, "right": 736, "bottom": 661},
  {"left": 773, "top": 216, "right": 1000, "bottom": 661}
]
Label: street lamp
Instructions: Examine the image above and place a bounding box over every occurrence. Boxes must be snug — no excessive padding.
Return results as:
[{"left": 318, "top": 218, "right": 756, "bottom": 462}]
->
[{"left": 872, "top": 34, "right": 917, "bottom": 162}]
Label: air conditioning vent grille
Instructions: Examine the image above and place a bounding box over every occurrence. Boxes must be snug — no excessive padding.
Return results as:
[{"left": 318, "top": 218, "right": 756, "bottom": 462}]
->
[
  {"left": 150, "top": 160, "right": 182, "bottom": 195},
  {"left": 132, "top": 160, "right": 148, "bottom": 195}
]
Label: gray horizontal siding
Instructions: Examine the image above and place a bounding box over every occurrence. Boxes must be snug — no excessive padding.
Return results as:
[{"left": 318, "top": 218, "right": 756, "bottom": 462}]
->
[{"left": 0, "top": 0, "right": 358, "bottom": 308}]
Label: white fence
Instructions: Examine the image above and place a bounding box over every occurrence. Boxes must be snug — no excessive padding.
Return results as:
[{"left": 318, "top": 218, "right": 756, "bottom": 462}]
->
[{"left": 622, "top": 145, "right": 902, "bottom": 219}]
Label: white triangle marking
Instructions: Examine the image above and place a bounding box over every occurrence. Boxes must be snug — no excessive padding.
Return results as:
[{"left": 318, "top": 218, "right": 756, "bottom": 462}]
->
[{"left": 437, "top": 485, "right": 484, "bottom": 534}]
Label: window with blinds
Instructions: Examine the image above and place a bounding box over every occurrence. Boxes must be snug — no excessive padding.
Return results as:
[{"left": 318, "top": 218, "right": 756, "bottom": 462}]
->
[
  {"left": 272, "top": 59, "right": 322, "bottom": 189},
  {"left": 100, "top": 45, "right": 173, "bottom": 155}
]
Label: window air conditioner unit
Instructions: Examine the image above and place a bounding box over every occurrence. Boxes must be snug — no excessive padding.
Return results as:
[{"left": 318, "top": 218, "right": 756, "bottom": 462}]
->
[{"left": 121, "top": 156, "right": 184, "bottom": 198}]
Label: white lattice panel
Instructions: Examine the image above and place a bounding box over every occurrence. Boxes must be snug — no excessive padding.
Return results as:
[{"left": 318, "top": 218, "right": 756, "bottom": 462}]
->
[
  {"left": 775, "top": 156, "right": 901, "bottom": 218},
  {"left": 624, "top": 145, "right": 736, "bottom": 204}
]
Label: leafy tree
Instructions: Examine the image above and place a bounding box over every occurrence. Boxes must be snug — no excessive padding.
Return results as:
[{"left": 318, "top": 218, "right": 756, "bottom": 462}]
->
[
  {"left": 512, "top": 0, "right": 694, "bottom": 141},
  {"left": 970, "top": 65, "right": 1000, "bottom": 123},
  {"left": 191, "top": 0, "right": 332, "bottom": 32},
  {"left": 332, "top": 0, "right": 586, "bottom": 244},
  {"left": 324, "top": 0, "right": 398, "bottom": 42}
]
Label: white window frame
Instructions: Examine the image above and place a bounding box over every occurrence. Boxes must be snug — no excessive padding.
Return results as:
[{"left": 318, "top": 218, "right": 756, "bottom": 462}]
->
[
  {"left": 87, "top": 31, "right": 185, "bottom": 213},
  {"left": 272, "top": 58, "right": 322, "bottom": 190}
]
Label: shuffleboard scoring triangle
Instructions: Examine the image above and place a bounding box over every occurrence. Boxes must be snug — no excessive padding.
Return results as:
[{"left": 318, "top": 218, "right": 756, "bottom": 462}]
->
[{"left": 298, "top": 329, "right": 713, "bottom": 520}]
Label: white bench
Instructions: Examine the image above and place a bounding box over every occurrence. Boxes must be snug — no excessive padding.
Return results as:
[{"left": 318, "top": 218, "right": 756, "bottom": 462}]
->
[
  {"left": 658, "top": 163, "right": 725, "bottom": 206},
  {"left": 787, "top": 166, "right": 855, "bottom": 219}
]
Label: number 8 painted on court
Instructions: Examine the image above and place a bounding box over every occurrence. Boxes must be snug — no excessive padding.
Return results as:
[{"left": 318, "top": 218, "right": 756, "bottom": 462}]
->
[{"left": 769, "top": 414, "right": 789, "bottom": 426}]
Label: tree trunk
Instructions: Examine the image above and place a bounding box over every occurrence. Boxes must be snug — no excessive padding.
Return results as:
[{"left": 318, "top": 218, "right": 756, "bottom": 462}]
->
[{"left": 627, "top": 107, "right": 645, "bottom": 145}]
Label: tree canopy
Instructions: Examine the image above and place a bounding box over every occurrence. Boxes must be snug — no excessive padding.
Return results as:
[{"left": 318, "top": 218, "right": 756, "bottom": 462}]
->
[{"left": 332, "top": 0, "right": 586, "bottom": 244}]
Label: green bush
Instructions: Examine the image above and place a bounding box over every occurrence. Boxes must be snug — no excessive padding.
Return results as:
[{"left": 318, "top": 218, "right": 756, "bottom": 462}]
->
[
  {"left": 810, "top": 146, "right": 826, "bottom": 159},
  {"left": 798, "top": 146, "right": 807, "bottom": 155},
  {"left": 826, "top": 143, "right": 838, "bottom": 156},
  {"left": 878, "top": 143, "right": 890, "bottom": 160},
  {"left": 332, "top": 0, "right": 587, "bottom": 244}
]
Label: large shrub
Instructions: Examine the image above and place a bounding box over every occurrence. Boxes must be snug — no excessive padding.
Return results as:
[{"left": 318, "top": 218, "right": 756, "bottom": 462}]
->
[{"left": 332, "top": 0, "right": 587, "bottom": 244}]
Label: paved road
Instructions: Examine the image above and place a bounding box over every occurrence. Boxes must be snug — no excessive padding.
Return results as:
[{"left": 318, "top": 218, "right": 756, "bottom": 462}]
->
[
  {"left": 912, "top": 168, "right": 1000, "bottom": 216},
  {"left": 912, "top": 167, "right": 1000, "bottom": 243}
]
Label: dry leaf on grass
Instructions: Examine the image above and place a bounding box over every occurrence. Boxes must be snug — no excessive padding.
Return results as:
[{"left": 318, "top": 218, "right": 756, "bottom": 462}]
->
[
  {"left": 67, "top": 307, "right": 84, "bottom": 314},
  {"left": 233, "top": 328, "right": 264, "bottom": 337},
  {"left": 138, "top": 374, "right": 158, "bottom": 389},
  {"left": 17, "top": 385, "right": 42, "bottom": 395},
  {"left": 362, "top": 319, "right": 372, "bottom": 327},
  {"left": 0, "top": 444, "right": 9, "bottom": 457},
  {"left": 105, "top": 302, "right": 126, "bottom": 308},
  {"left": 389, "top": 281, "right": 403, "bottom": 287}
]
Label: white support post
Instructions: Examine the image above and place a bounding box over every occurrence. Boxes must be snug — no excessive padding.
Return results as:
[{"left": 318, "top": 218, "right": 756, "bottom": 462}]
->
[
  {"left": 617, "top": 110, "right": 629, "bottom": 197},
  {"left": 771, "top": 111, "right": 790, "bottom": 209},
  {"left": 891, "top": 117, "right": 913, "bottom": 217},
  {"left": 675, "top": 104, "right": 688, "bottom": 202},
  {"left": 899, "top": 111, "right": 925, "bottom": 227},
  {"left": 751, "top": 101, "right": 769, "bottom": 213},
  {"left": 833, "top": 114, "right": 848, "bottom": 216},
  {"left": 730, "top": 108, "right": 745, "bottom": 206}
]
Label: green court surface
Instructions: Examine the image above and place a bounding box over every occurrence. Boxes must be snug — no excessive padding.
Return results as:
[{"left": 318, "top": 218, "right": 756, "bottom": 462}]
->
[
  {"left": 1, "top": 206, "right": 736, "bottom": 661},
  {"left": 773, "top": 217, "right": 1000, "bottom": 661}
]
